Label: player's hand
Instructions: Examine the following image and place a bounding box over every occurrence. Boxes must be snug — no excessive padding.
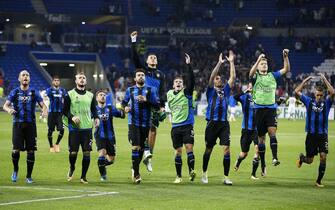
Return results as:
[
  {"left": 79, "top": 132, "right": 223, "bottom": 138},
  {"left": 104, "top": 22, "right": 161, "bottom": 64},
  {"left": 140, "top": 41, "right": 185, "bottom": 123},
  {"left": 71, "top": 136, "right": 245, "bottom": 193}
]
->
[
  {"left": 160, "top": 107, "right": 165, "bottom": 112},
  {"left": 94, "top": 118, "right": 100, "bottom": 128},
  {"left": 130, "top": 31, "right": 138, "bottom": 42},
  {"left": 225, "top": 50, "right": 235, "bottom": 63},
  {"left": 41, "top": 110, "right": 48, "bottom": 118},
  {"left": 219, "top": 53, "right": 225, "bottom": 64},
  {"left": 318, "top": 73, "right": 326, "bottom": 81},
  {"left": 257, "top": 53, "right": 266, "bottom": 61},
  {"left": 72, "top": 116, "right": 80, "bottom": 126},
  {"left": 283, "top": 49, "right": 289, "bottom": 57},
  {"left": 185, "top": 53, "right": 191, "bottom": 64},
  {"left": 124, "top": 106, "right": 131, "bottom": 113},
  {"left": 303, "top": 76, "right": 313, "bottom": 83},
  {"left": 137, "top": 95, "right": 147, "bottom": 102},
  {"left": 7, "top": 108, "right": 16, "bottom": 115}
]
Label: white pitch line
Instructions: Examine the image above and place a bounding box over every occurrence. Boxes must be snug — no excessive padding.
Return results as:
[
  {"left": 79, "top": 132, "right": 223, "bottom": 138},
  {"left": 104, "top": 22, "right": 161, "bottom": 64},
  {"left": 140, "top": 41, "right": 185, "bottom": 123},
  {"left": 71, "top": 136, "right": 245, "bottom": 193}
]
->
[
  {"left": 0, "top": 186, "right": 103, "bottom": 193},
  {"left": 0, "top": 186, "right": 119, "bottom": 206},
  {"left": 0, "top": 192, "right": 118, "bottom": 206}
]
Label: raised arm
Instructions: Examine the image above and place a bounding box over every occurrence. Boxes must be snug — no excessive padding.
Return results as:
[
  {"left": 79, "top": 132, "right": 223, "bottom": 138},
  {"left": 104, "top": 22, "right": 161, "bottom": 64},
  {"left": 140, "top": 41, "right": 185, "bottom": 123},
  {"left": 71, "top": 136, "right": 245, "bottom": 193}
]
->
[
  {"left": 209, "top": 53, "right": 224, "bottom": 87},
  {"left": 249, "top": 53, "right": 265, "bottom": 78},
  {"left": 320, "top": 73, "right": 335, "bottom": 99},
  {"left": 279, "top": 49, "right": 290, "bottom": 75},
  {"left": 184, "top": 53, "right": 195, "bottom": 96},
  {"left": 130, "top": 31, "right": 145, "bottom": 69},
  {"left": 294, "top": 76, "right": 313, "bottom": 97},
  {"left": 226, "top": 50, "right": 236, "bottom": 88}
]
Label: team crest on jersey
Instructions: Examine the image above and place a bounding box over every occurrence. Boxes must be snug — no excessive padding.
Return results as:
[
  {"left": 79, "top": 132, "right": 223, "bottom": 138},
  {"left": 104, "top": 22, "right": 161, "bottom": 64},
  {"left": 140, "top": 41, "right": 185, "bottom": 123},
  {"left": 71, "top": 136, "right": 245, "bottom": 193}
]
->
[
  {"left": 156, "top": 73, "right": 160, "bottom": 78},
  {"left": 311, "top": 102, "right": 324, "bottom": 113},
  {"left": 100, "top": 113, "right": 109, "bottom": 121},
  {"left": 216, "top": 89, "right": 224, "bottom": 98},
  {"left": 19, "top": 95, "right": 31, "bottom": 103}
]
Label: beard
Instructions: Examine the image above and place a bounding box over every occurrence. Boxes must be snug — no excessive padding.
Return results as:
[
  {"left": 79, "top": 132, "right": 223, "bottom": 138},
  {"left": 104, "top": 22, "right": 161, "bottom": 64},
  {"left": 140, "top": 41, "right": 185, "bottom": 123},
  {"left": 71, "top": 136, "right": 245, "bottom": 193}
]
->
[{"left": 137, "top": 80, "right": 144, "bottom": 86}]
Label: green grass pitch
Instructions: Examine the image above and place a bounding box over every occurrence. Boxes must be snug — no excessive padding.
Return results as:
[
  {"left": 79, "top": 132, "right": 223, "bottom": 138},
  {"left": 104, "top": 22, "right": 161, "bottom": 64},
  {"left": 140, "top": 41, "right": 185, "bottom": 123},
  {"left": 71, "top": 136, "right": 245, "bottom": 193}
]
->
[{"left": 0, "top": 112, "right": 334, "bottom": 209}]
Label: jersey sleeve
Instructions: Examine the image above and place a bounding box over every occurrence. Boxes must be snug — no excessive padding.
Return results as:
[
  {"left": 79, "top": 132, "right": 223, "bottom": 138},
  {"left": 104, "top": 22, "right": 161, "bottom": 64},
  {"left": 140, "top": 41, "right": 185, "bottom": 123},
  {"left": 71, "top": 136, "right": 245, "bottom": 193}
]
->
[
  {"left": 300, "top": 94, "right": 311, "bottom": 106},
  {"left": 224, "top": 83, "right": 231, "bottom": 97},
  {"left": 35, "top": 90, "right": 43, "bottom": 103},
  {"left": 272, "top": 71, "right": 282, "bottom": 80},
  {"left": 121, "top": 88, "right": 131, "bottom": 107},
  {"left": 7, "top": 89, "right": 16, "bottom": 103},
  {"left": 110, "top": 105, "right": 125, "bottom": 118}
]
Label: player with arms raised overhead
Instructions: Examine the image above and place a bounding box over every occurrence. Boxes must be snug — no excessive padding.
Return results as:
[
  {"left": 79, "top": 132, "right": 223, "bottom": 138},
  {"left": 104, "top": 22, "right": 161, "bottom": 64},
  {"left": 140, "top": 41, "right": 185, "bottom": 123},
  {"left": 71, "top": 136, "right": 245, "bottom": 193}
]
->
[{"left": 295, "top": 74, "right": 334, "bottom": 187}]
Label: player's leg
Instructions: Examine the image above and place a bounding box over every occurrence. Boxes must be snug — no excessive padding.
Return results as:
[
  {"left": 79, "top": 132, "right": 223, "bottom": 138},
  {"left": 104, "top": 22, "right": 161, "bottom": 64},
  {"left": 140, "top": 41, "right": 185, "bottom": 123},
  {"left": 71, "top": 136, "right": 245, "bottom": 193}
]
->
[
  {"left": 129, "top": 125, "right": 142, "bottom": 183},
  {"left": 80, "top": 130, "right": 93, "bottom": 184},
  {"left": 105, "top": 138, "right": 116, "bottom": 166},
  {"left": 316, "top": 135, "right": 328, "bottom": 187},
  {"left": 234, "top": 129, "right": 250, "bottom": 171},
  {"left": 183, "top": 125, "right": 195, "bottom": 181},
  {"left": 202, "top": 121, "right": 218, "bottom": 183},
  {"left": 220, "top": 122, "right": 232, "bottom": 185},
  {"left": 25, "top": 123, "right": 37, "bottom": 183},
  {"left": 98, "top": 149, "right": 107, "bottom": 181},
  {"left": 54, "top": 113, "right": 64, "bottom": 152},
  {"left": 251, "top": 131, "right": 260, "bottom": 179},
  {"left": 258, "top": 135, "right": 267, "bottom": 177},
  {"left": 266, "top": 108, "right": 280, "bottom": 166},
  {"left": 67, "top": 131, "right": 79, "bottom": 181},
  {"left": 47, "top": 113, "right": 55, "bottom": 152},
  {"left": 171, "top": 127, "right": 183, "bottom": 183},
  {"left": 297, "top": 133, "right": 316, "bottom": 169},
  {"left": 11, "top": 123, "right": 23, "bottom": 182}
]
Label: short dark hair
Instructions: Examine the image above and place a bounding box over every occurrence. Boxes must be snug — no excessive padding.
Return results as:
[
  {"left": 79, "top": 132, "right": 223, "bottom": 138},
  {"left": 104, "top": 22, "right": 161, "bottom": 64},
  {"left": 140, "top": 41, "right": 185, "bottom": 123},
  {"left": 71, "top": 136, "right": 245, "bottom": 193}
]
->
[
  {"left": 95, "top": 88, "right": 107, "bottom": 96},
  {"left": 134, "top": 68, "right": 145, "bottom": 76},
  {"left": 315, "top": 86, "right": 324, "bottom": 92},
  {"left": 52, "top": 75, "right": 60, "bottom": 80},
  {"left": 146, "top": 52, "right": 156, "bottom": 58},
  {"left": 173, "top": 75, "right": 183, "bottom": 82}
]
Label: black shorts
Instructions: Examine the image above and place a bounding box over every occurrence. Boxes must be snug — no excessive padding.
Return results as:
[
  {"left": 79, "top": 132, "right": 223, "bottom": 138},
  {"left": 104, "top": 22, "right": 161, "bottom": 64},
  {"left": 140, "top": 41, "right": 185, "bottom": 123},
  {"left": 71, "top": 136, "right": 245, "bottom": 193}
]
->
[
  {"left": 305, "top": 133, "right": 328, "bottom": 157},
  {"left": 254, "top": 108, "right": 277, "bottom": 137},
  {"left": 240, "top": 129, "right": 258, "bottom": 153},
  {"left": 12, "top": 122, "right": 37, "bottom": 151},
  {"left": 151, "top": 111, "right": 160, "bottom": 128},
  {"left": 205, "top": 121, "right": 230, "bottom": 148},
  {"left": 47, "top": 112, "right": 64, "bottom": 132},
  {"left": 128, "top": 125, "right": 149, "bottom": 147},
  {"left": 171, "top": 124, "right": 194, "bottom": 149},
  {"left": 95, "top": 136, "right": 116, "bottom": 156},
  {"left": 68, "top": 130, "right": 93, "bottom": 152}
]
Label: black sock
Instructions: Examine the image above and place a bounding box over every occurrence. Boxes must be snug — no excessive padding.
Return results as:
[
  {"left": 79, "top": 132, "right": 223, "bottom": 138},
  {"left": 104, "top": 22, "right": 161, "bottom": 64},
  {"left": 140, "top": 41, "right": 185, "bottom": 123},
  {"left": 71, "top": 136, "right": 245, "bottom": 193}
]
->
[
  {"left": 81, "top": 154, "right": 90, "bottom": 179},
  {"left": 187, "top": 151, "right": 195, "bottom": 173},
  {"left": 252, "top": 157, "right": 259, "bottom": 176},
  {"left": 139, "top": 149, "right": 144, "bottom": 162},
  {"left": 175, "top": 155, "right": 182, "bottom": 177},
  {"left": 270, "top": 136, "right": 278, "bottom": 160},
  {"left": 98, "top": 156, "right": 106, "bottom": 176},
  {"left": 12, "top": 151, "right": 20, "bottom": 172},
  {"left": 47, "top": 130, "right": 53, "bottom": 147},
  {"left": 132, "top": 150, "right": 140, "bottom": 177},
  {"left": 69, "top": 153, "right": 77, "bottom": 171},
  {"left": 223, "top": 154, "right": 230, "bottom": 176},
  {"left": 56, "top": 130, "right": 64, "bottom": 145},
  {"left": 202, "top": 152, "right": 211, "bottom": 172},
  {"left": 26, "top": 152, "right": 35, "bottom": 178},
  {"left": 236, "top": 155, "right": 246, "bottom": 168},
  {"left": 258, "top": 143, "right": 266, "bottom": 169},
  {"left": 316, "top": 162, "right": 326, "bottom": 184}
]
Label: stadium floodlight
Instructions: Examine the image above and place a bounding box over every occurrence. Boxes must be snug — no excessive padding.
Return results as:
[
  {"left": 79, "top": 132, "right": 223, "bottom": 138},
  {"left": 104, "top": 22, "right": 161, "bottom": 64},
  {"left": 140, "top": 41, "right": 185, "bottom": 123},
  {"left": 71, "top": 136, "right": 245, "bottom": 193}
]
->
[
  {"left": 24, "top": 24, "right": 32, "bottom": 29},
  {"left": 40, "top": 63, "right": 48, "bottom": 66},
  {"left": 99, "top": 74, "right": 104, "bottom": 79},
  {"left": 68, "top": 63, "right": 75, "bottom": 67},
  {"left": 5, "top": 18, "right": 10, "bottom": 22},
  {"left": 246, "top": 24, "right": 253, "bottom": 30},
  {"left": 93, "top": 74, "right": 98, "bottom": 78},
  {"left": 81, "top": 21, "right": 86, "bottom": 25}
]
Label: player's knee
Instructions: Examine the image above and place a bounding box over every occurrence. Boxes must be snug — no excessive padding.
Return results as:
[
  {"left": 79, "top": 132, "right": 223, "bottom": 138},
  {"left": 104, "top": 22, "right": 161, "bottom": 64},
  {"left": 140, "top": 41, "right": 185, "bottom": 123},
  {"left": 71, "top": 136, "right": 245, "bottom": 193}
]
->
[
  {"left": 132, "top": 146, "right": 140, "bottom": 151},
  {"left": 320, "top": 154, "right": 327, "bottom": 163},
  {"left": 83, "top": 151, "right": 90, "bottom": 157},
  {"left": 258, "top": 136, "right": 265, "bottom": 144},
  {"left": 70, "top": 151, "right": 77, "bottom": 156},
  {"left": 223, "top": 146, "right": 230, "bottom": 154},
  {"left": 185, "top": 144, "right": 193, "bottom": 152},
  {"left": 242, "top": 152, "right": 248, "bottom": 157},
  {"left": 175, "top": 148, "right": 182, "bottom": 156},
  {"left": 306, "top": 157, "right": 314, "bottom": 164}
]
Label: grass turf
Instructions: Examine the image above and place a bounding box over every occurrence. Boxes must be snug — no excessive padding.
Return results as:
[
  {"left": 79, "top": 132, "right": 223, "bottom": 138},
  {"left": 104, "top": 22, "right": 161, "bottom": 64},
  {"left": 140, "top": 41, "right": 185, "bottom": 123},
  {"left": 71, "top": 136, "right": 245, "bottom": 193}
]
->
[{"left": 0, "top": 112, "right": 334, "bottom": 209}]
